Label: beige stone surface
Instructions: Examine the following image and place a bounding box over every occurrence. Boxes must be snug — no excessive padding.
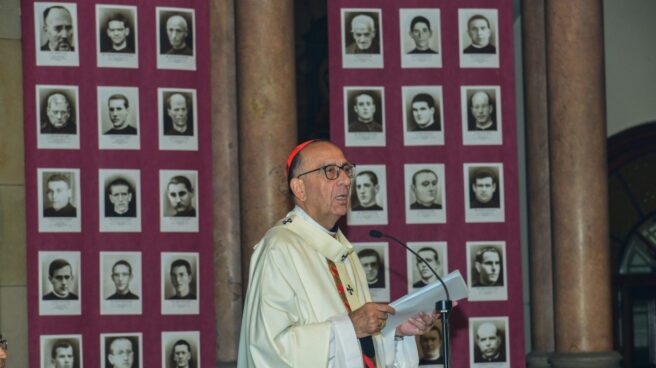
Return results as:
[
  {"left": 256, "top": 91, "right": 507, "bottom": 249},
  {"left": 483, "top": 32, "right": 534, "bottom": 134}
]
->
[
  {"left": 0, "top": 286, "right": 28, "bottom": 367},
  {"left": 0, "top": 39, "right": 24, "bottom": 185},
  {"left": 0, "top": 185, "right": 26, "bottom": 286}
]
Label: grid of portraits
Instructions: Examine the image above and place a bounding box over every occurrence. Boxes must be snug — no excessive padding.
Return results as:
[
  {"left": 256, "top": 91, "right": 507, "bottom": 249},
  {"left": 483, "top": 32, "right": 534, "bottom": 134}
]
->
[
  {"left": 331, "top": 0, "right": 521, "bottom": 366},
  {"left": 26, "top": 0, "right": 211, "bottom": 366}
]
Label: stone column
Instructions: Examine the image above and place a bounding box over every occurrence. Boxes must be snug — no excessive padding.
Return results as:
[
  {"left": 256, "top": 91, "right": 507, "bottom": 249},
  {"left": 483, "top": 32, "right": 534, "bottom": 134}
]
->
[
  {"left": 545, "top": 1, "right": 620, "bottom": 366},
  {"left": 210, "top": 0, "right": 243, "bottom": 364},
  {"left": 235, "top": 0, "right": 297, "bottom": 285},
  {"left": 521, "top": 1, "right": 555, "bottom": 367}
]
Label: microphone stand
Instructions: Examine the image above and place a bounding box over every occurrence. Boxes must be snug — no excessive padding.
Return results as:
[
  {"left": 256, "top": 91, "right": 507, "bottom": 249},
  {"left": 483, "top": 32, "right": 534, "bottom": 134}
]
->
[{"left": 370, "top": 230, "right": 453, "bottom": 368}]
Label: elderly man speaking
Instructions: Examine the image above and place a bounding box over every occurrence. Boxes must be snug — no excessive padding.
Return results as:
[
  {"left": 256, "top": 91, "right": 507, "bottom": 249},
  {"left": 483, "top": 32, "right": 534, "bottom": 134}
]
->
[{"left": 238, "top": 140, "right": 435, "bottom": 367}]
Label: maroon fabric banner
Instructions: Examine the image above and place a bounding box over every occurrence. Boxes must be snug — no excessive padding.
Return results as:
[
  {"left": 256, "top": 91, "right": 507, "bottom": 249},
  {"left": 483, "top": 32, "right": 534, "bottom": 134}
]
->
[
  {"left": 329, "top": 0, "right": 525, "bottom": 366},
  {"left": 22, "top": 0, "right": 215, "bottom": 366}
]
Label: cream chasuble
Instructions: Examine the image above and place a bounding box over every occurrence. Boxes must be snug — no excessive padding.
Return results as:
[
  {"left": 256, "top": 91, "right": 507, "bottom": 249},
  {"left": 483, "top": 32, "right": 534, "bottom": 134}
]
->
[{"left": 238, "top": 209, "right": 418, "bottom": 367}]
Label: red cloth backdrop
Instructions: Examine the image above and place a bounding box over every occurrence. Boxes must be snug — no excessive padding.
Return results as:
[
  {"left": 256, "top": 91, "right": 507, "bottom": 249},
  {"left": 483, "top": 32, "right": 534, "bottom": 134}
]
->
[
  {"left": 329, "top": 0, "right": 526, "bottom": 366},
  {"left": 22, "top": 0, "right": 215, "bottom": 366}
]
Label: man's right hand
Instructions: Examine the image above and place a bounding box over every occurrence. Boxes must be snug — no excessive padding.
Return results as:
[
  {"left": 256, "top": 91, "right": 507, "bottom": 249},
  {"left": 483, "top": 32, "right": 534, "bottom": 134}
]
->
[{"left": 349, "top": 302, "right": 395, "bottom": 338}]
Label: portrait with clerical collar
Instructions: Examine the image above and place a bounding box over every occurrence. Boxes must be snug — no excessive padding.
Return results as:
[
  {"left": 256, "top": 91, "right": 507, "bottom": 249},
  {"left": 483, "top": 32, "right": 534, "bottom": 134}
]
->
[
  {"left": 39, "top": 251, "right": 81, "bottom": 316},
  {"left": 96, "top": 5, "right": 139, "bottom": 68},
  {"left": 458, "top": 8, "right": 500, "bottom": 68},
  {"left": 343, "top": 87, "right": 386, "bottom": 147},
  {"left": 400, "top": 8, "right": 442, "bottom": 69},
  {"left": 461, "top": 86, "right": 502, "bottom": 145},
  {"left": 468, "top": 317, "right": 509, "bottom": 367},
  {"left": 402, "top": 86, "right": 445, "bottom": 147},
  {"left": 158, "top": 89, "right": 199, "bottom": 151}
]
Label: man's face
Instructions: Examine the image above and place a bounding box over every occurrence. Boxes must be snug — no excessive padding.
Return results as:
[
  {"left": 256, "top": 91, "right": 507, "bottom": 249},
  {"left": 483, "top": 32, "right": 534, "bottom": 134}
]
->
[
  {"left": 353, "top": 94, "right": 375, "bottom": 122},
  {"left": 108, "top": 338, "right": 134, "bottom": 368},
  {"left": 107, "top": 20, "right": 129, "bottom": 47},
  {"left": 471, "top": 92, "right": 493, "bottom": 125},
  {"left": 468, "top": 18, "right": 491, "bottom": 47},
  {"left": 111, "top": 264, "right": 132, "bottom": 294},
  {"left": 351, "top": 20, "right": 374, "bottom": 50},
  {"left": 49, "top": 265, "right": 74, "bottom": 297},
  {"left": 47, "top": 180, "right": 72, "bottom": 211},
  {"left": 173, "top": 344, "right": 192, "bottom": 368},
  {"left": 109, "top": 99, "right": 129, "bottom": 129},
  {"left": 412, "top": 101, "right": 434, "bottom": 127},
  {"left": 411, "top": 21, "right": 432, "bottom": 49},
  {"left": 355, "top": 174, "right": 377, "bottom": 207},
  {"left": 417, "top": 250, "right": 439, "bottom": 280},
  {"left": 52, "top": 346, "right": 74, "bottom": 368},
  {"left": 476, "top": 251, "right": 501, "bottom": 285},
  {"left": 167, "top": 17, "right": 188, "bottom": 49},
  {"left": 167, "top": 183, "right": 192, "bottom": 213},
  {"left": 168, "top": 95, "right": 188, "bottom": 129},
  {"left": 43, "top": 8, "right": 73, "bottom": 51},
  {"left": 420, "top": 329, "right": 442, "bottom": 355},
  {"left": 47, "top": 96, "right": 71, "bottom": 128},
  {"left": 294, "top": 142, "right": 352, "bottom": 229},
  {"left": 476, "top": 323, "right": 501, "bottom": 359},
  {"left": 473, "top": 176, "right": 496, "bottom": 203},
  {"left": 360, "top": 255, "right": 379, "bottom": 283},
  {"left": 171, "top": 265, "right": 191, "bottom": 295},
  {"left": 109, "top": 184, "right": 132, "bottom": 214},
  {"left": 412, "top": 172, "right": 438, "bottom": 206}
]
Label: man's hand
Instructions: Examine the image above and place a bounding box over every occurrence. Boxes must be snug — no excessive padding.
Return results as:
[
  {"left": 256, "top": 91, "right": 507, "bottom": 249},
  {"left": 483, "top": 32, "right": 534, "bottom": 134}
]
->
[
  {"left": 394, "top": 311, "right": 436, "bottom": 336},
  {"left": 349, "top": 302, "right": 396, "bottom": 338}
]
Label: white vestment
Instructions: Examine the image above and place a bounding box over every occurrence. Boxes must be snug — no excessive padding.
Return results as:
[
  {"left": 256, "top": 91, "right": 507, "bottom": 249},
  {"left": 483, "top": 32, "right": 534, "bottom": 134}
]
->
[{"left": 238, "top": 209, "right": 418, "bottom": 367}]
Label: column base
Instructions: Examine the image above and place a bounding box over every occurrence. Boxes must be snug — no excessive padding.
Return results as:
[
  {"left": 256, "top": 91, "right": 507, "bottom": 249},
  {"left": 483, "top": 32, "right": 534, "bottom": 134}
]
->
[
  {"left": 527, "top": 351, "right": 553, "bottom": 368},
  {"left": 550, "top": 351, "right": 622, "bottom": 368}
]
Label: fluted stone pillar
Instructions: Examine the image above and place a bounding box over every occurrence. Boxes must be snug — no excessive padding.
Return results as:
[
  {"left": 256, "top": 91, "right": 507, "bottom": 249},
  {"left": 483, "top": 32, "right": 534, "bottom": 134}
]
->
[
  {"left": 522, "top": 0, "right": 554, "bottom": 367},
  {"left": 210, "top": 0, "right": 242, "bottom": 364},
  {"left": 235, "top": 0, "right": 297, "bottom": 286},
  {"left": 545, "top": 1, "right": 620, "bottom": 366}
]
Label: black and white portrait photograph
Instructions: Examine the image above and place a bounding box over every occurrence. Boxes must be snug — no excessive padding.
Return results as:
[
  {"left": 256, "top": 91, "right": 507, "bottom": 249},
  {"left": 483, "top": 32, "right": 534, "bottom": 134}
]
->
[
  {"left": 96, "top": 5, "right": 138, "bottom": 68},
  {"left": 161, "top": 252, "right": 199, "bottom": 315},
  {"left": 341, "top": 8, "right": 383, "bottom": 68},
  {"left": 101, "top": 333, "right": 142, "bottom": 368},
  {"left": 158, "top": 88, "right": 198, "bottom": 151},
  {"left": 156, "top": 7, "right": 196, "bottom": 70},
  {"left": 461, "top": 86, "right": 502, "bottom": 145},
  {"left": 100, "top": 251, "right": 142, "bottom": 315},
  {"left": 469, "top": 317, "right": 510, "bottom": 367},
  {"left": 39, "top": 251, "right": 81, "bottom": 316},
  {"left": 38, "top": 168, "right": 81, "bottom": 233},
  {"left": 467, "top": 242, "right": 508, "bottom": 301},
  {"left": 34, "top": 2, "right": 79, "bottom": 66},
  {"left": 400, "top": 8, "right": 442, "bottom": 69},
  {"left": 36, "top": 85, "right": 80, "bottom": 150},
  {"left": 40, "top": 334, "right": 82, "bottom": 368},
  {"left": 99, "top": 169, "right": 141, "bottom": 232},
  {"left": 464, "top": 163, "right": 505, "bottom": 223},
  {"left": 353, "top": 242, "right": 390, "bottom": 302},
  {"left": 402, "top": 86, "right": 444, "bottom": 146},
  {"left": 406, "top": 242, "right": 447, "bottom": 292},
  {"left": 97, "top": 86, "right": 140, "bottom": 150},
  {"left": 161, "top": 331, "right": 200, "bottom": 368},
  {"left": 459, "top": 9, "right": 500, "bottom": 68},
  {"left": 416, "top": 324, "right": 445, "bottom": 366},
  {"left": 160, "top": 170, "right": 199, "bottom": 233},
  {"left": 347, "top": 164, "right": 388, "bottom": 226},
  {"left": 404, "top": 164, "right": 446, "bottom": 224},
  {"left": 343, "top": 87, "right": 385, "bottom": 147}
]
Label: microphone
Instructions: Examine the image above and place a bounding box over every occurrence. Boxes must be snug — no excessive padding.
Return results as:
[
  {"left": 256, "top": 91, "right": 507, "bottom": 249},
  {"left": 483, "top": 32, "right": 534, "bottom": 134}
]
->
[
  {"left": 369, "top": 229, "right": 454, "bottom": 368},
  {"left": 369, "top": 229, "right": 450, "bottom": 301}
]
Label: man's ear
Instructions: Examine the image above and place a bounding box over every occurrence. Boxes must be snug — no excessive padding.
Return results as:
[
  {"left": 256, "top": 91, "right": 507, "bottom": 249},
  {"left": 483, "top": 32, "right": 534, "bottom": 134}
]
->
[
  {"left": 290, "top": 178, "right": 306, "bottom": 201},
  {"left": 474, "top": 262, "right": 481, "bottom": 273}
]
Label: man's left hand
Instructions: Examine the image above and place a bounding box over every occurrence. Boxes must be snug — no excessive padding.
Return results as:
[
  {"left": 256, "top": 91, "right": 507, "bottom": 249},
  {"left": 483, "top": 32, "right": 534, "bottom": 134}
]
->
[{"left": 394, "top": 311, "right": 437, "bottom": 336}]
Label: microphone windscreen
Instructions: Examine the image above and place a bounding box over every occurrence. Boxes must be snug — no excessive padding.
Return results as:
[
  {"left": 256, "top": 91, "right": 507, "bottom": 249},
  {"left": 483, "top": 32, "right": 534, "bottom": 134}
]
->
[{"left": 369, "top": 230, "right": 383, "bottom": 238}]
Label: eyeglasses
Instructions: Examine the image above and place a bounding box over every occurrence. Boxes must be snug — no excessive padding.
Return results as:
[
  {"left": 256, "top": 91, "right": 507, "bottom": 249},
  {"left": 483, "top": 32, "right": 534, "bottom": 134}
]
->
[{"left": 296, "top": 163, "right": 357, "bottom": 180}]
